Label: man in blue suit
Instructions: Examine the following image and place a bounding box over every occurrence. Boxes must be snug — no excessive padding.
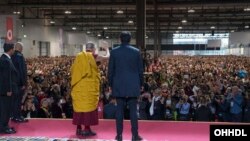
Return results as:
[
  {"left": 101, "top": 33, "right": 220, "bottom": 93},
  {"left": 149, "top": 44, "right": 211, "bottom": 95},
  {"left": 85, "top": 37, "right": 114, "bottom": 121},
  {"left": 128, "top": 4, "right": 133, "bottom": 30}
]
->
[{"left": 108, "top": 31, "right": 143, "bottom": 141}]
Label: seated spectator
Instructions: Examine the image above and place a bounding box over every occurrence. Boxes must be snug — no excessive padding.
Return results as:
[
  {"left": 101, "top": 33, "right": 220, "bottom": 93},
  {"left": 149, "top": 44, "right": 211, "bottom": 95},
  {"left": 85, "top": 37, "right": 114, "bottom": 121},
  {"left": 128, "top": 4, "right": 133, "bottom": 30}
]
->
[
  {"left": 37, "top": 98, "right": 51, "bottom": 118},
  {"left": 22, "top": 98, "right": 37, "bottom": 118}
]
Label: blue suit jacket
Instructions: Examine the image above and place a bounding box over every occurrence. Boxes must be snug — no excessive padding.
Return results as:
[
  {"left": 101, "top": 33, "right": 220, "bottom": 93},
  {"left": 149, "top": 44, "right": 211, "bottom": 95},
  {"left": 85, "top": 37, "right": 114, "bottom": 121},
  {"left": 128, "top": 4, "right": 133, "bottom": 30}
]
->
[{"left": 108, "top": 43, "right": 144, "bottom": 97}]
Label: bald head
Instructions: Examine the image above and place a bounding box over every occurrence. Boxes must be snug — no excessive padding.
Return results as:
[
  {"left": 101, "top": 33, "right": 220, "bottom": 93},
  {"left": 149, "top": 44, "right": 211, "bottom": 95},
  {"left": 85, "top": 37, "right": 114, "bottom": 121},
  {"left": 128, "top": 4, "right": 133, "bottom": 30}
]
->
[
  {"left": 85, "top": 42, "right": 96, "bottom": 54},
  {"left": 15, "top": 42, "right": 23, "bottom": 52}
]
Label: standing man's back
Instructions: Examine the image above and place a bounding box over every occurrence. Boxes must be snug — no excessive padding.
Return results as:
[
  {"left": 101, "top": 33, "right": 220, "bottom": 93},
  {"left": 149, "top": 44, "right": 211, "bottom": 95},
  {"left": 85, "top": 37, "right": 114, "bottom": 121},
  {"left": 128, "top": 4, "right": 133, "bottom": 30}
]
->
[
  {"left": 108, "top": 31, "right": 143, "bottom": 141},
  {"left": 109, "top": 44, "right": 143, "bottom": 98}
]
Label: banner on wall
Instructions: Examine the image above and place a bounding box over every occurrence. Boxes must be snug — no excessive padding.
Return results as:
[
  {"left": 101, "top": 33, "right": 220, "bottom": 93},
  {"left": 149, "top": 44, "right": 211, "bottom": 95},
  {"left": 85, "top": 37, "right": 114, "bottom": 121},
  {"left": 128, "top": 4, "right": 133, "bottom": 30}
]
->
[
  {"left": 6, "top": 17, "right": 13, "bottom": 42},
  {"left": 98, "top": 40, "right": 110, "bottom": 56},
  {"left": 59, "top": 28, "right": 63, "bottom": 48}
]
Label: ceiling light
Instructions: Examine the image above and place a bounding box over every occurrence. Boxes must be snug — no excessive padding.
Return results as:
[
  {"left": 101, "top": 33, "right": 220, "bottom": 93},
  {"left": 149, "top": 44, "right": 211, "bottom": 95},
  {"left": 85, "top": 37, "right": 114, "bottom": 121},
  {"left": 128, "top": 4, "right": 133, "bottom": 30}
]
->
[
  {"left": 181, "top": 19, "right": 187, "bottom": 23},
  {"left": 117, "top": 10, "right": 124, "bottom": 14},
  {"left": 103, "top": 27, "right": 108, "bottom": 30},
  {"left": 244, "top": 8, "right": 250, "bottom": 11},
  {"left": 188, "top": 9, "right": 195, "bottom": 13},
  {"left": 72, "top": 27, "right": 76, "bottom": 30},
  {"left": 13, "top": 11, "right": 21, "bottom": 14},
  {"left": 23, "top": 35, "right": 27, "bottom": 38},
  {"left": 245, "top": 25, "right": 249, "bottom": 29},
  {"left": 106, "top": 36, "right": 109, "bottom": 39},
  {"left": 50, "top": 20, "right": 55, "bottom": 24},
  {"left": 87, "top": 31, "right": 91, "bottom": 34},
  {"left": 210, "top": 26, "right": 216, "bottom": 29},
  {"left": 97, "top": 34, "right": 101, "bottom": 37},
  {"left": 178, "top": 26, "right": 182, "bottom": 29},
  {"left": 65, "top": 10, "right": 72, "bottom": 14},
  {"left": 128, "top": 20, "right": 134, "bottom": 24}
]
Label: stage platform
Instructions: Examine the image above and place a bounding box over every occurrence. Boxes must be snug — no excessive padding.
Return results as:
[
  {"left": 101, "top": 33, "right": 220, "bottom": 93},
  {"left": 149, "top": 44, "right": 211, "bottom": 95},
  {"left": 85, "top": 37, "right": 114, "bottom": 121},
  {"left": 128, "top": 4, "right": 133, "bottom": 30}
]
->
[{"left": 0, "top": 119, "right": 244, "bottom": 141}]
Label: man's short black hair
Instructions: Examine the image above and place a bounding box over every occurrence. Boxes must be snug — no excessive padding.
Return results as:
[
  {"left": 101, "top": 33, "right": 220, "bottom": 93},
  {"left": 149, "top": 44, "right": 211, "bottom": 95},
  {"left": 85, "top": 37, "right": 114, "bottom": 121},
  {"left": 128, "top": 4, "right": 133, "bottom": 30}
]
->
[
  {"left": 120, "top": 31, "right": 131, "bottom": 43},
  {"left": 3, "top": 43, "right": 14, "bottom": 52}
]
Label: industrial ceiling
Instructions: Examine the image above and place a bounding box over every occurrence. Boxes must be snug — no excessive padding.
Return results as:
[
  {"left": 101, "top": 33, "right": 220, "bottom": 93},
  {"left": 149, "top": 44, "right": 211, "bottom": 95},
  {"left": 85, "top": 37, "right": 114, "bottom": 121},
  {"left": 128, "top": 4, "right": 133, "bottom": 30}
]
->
[{"left": 1, "top": 0, "right": 250, "bottom": 39}]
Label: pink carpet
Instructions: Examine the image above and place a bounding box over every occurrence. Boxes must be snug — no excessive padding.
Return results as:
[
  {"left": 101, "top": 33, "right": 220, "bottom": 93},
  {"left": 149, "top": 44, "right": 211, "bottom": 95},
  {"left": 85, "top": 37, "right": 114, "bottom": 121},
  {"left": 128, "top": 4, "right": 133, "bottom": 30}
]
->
[{"left": 1, "top": 119, "right": 212, "bottom": 141}]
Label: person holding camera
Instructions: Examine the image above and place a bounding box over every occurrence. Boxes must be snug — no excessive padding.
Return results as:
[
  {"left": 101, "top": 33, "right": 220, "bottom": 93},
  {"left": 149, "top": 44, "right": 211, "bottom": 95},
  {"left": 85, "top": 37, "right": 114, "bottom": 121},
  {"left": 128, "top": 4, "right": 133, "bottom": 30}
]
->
[
  {"left": 175, "top": 95, "right": 191, "bottom": 121},
  {"left": 22, "top": 98, "right": 37, "bottom": 118},
  {"left": 149, "top": 88, "right": 165, "bottom": 120}
]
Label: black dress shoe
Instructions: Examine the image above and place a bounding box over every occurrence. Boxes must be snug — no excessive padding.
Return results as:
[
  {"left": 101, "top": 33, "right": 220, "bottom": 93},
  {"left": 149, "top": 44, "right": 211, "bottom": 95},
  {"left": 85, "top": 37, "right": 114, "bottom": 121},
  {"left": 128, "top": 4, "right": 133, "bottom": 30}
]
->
[
  {"left": 115, "top": 134, "right": 122, "bottom": 141},
  {"left": 82, "top": 130, "right": 96, "bottom": 136},
  {"left": 88, "top": 130, "right": 96, "bottom": 136},
  {"left": 2, "top": 128, "right": 16, "bottom": 134},
  {"left": 132, "top": 135, "right": 143, "bottom": 141},
  {"left": 12, "top": 118, "right": 28, "bottom": 123}
]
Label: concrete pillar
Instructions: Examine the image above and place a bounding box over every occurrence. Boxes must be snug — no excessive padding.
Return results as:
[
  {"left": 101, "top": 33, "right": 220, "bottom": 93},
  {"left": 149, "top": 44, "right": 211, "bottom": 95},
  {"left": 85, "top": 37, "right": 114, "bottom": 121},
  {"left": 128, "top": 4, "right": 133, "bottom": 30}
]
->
[{"left": 136, "top": 0, "right": 146, "bottom": 50}]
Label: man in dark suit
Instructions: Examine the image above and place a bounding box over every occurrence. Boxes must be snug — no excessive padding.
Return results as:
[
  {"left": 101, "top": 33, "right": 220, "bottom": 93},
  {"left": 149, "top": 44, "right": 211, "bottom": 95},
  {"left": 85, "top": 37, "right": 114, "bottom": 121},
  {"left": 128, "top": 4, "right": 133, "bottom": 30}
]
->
[
  {"left": 0, "top": 43, "right": 18, "bottom": 134},
  {"left": 108, "top": 31, "right": 144, "bottom": 141},
  {"left": 11, "top": 42, "right": 28, "bottom": 122}
]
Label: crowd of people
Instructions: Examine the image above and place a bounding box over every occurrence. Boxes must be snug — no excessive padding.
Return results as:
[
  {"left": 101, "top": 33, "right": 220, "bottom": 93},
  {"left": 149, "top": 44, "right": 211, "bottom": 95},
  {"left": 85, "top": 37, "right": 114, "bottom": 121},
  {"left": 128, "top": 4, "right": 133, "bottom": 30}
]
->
[
  {"left": 138, "top": 56, "right": 250, "bottom": 122},
  {"left": 20, "top": 55, "right": 250, "bottom": 123},
  {"left": 21, "top": 57, "right": 74, "bottom": 119}
]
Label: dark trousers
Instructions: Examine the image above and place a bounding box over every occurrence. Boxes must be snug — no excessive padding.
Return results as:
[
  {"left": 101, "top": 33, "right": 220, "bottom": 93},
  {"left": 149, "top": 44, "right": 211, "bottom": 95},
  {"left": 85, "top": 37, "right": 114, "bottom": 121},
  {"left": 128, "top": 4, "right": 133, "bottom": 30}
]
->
[
  {"left": 0, "top": 96, "right": 13, "bottom": 131},
  {"left": 243, "top": 111, "right": 250, "bottom": 122},
  {"left": 12, "top": 86, "right": 24, "bottom": 118},
  {"left": 116, "top": 97, "right": 138, "bottom": 136}
]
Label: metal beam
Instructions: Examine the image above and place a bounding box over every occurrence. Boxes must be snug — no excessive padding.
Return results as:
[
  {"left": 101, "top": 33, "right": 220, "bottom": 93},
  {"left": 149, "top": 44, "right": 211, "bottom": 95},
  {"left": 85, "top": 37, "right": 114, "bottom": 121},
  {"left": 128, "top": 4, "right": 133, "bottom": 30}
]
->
[
  {"left": 2, "top": 2, "right": 135, "bottom": 8},
  {"left": 21, "top": 17, "right": 250, "bottom": 24},
  {"left": 2, "top": 1, "right": 250, "bottom": 8}
]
